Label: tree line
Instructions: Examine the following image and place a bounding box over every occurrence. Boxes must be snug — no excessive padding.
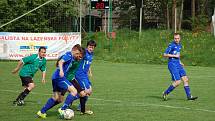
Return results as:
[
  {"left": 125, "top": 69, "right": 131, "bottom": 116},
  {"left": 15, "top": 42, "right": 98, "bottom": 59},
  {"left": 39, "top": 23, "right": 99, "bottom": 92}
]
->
[{"left": 0, "top": 0, "right": 214, "bottom": 32}]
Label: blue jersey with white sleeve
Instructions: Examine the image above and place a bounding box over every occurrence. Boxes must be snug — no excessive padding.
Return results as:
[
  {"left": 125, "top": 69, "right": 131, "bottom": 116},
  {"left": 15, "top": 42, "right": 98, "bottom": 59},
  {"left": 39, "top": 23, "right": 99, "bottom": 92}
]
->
[
  {"left": 164, "top": 41, "right": 181, "bottom": 63},
  {"left": 52, "top": 51, "right": 74, "bottom": 79},
  {"left": 164, "top": 41, "right": 186, "bottom": 81},
  {"left": 75, "top": 49, "right": 93, "bottom": 89},
  {"left": 76, "top": 49, "right": 93, "bottom": 77}
]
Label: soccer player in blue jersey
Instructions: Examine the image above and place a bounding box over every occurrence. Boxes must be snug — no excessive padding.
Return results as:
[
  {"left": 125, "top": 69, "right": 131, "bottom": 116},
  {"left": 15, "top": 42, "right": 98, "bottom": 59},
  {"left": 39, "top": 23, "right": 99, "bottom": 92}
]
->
[
  {"left": 36, "top": 44, "right": 85, "bottom": 119},
  {"left": 12, "top": 46, "right": 47, "bottom": 106},
  {"left": 162, "top": 33, "right": 198, "bottom": 101},
  {"left": 59, "top": 40, "right": 96, "bottom": 115},
  {"left": 75, "top": 40, "right": 96, "bottom": 114}
]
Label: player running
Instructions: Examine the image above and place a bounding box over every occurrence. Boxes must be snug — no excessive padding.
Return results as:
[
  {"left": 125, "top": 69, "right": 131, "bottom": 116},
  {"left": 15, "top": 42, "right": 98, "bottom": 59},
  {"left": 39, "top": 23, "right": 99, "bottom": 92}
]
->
[
  {"left": 162, "top": 33, "right": 198, "bottom": 101},
  {"left": 12, "top": 46, "right": 47, "bottom": 106}
]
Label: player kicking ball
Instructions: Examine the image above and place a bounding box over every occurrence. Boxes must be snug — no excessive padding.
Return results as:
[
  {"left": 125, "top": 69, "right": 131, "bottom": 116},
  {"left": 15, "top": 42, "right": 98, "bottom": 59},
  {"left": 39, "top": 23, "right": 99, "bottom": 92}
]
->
[{"left": 36, "top": 44, "right": 85, "bottom": 119}]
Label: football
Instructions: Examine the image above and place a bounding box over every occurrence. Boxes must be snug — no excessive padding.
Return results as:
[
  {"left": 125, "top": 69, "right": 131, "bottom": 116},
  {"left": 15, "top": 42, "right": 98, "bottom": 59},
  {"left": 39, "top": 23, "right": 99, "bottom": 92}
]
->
[{"left": 63, "top": 109, "right": 74, "bottom": 120}]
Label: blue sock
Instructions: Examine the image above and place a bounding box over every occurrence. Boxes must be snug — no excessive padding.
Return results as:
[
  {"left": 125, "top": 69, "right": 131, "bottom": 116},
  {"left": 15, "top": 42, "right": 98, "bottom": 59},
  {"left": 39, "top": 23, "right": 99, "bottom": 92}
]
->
[
  {"left": 184, "top": 86, "right": 191, "bottom": 98},
  {"left": 164, "top": 85, "right": 175, "bottom": 95},
  {"left": 78, "top": 96, "right": 88, "bottom": 109},
  {"left": 61, "top": 94, "right": 79, "bottom": 110},
  {"left": 41, "top": 98, "right": 56, "bottom": 114}
]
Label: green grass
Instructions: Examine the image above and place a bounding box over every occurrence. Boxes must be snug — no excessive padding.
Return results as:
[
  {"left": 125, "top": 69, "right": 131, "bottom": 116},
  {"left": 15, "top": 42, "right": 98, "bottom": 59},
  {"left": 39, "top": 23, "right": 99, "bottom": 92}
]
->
[
  {"left": 0, "top": 61, "right": 215, "bottom": 121},
  {"left": 84, "top": 29, "right": 215, "bottom": 66}
]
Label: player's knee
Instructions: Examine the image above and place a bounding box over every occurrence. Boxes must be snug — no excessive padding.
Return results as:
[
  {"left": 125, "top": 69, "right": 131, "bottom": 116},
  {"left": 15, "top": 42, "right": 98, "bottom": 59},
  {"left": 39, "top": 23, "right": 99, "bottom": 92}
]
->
[
  {"left": 182, "top": 77, "right": 189, "bottom": 83},
  {"left": 28, "top": 83, "right": 35, "bottom": 90},
  {"left": 69, "top": 87, "right": 77, "bottom": 96},
  {"left": 173, "top": 80, "right": 181, "bottom": 87},
  {"left": 85, "top": 89, "right": 92, "bottom": 95},
  {"left": 57, "top": 96, "right": 64, "bottom": 103},
  {"left": 70, "top": 91, "right": 77, "bottom": 96},
  {"left": 79, "top": 91, "right": 87, "bottom": 97},
  {"left": 52, "top": 94, "right": 59, "bottom": 100}
]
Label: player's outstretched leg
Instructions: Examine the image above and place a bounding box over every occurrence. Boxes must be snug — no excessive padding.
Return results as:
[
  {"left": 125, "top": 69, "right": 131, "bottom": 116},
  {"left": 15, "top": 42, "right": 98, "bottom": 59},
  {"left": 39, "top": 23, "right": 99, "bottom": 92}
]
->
[
  {"left": 59, "top": 93, "right": 79, "bottom": 116},
  {"left": 162, "top": 85, "right": 175, "bottom": 101},
  {"left": 36, "top": 98, "right": 60, "bottom": 118}
]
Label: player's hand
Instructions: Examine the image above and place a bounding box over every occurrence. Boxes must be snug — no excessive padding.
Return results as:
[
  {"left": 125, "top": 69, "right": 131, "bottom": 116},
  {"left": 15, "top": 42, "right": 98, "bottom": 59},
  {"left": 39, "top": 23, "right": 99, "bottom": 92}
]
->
[
  {"left": 11, "top": 68, "right": 19, "bottom": 74},
  {"left": 88, "top": 72, "right": 93, "bottom": 77},
  {"left": 59, "top": 70, "right": 64, "bottom": 77},
  {"left": 41, "top": 79, "right": 46, "bottom": 84},
  {"left": 180, "top": 62, "right": 185, "bottom": 66}
]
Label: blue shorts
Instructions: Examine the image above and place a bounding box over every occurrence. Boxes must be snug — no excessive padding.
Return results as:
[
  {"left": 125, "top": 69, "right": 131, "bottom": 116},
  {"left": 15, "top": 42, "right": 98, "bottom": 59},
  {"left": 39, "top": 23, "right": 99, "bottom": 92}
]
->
[
  {"left": 168, "top": 61, "right": 186, "bottom": 81},
  {"left": 75, "top": 75, "right": 91, "bottom": 90},
  {"left": 52, "top": 77, "right": 72, "bottom": 92}
]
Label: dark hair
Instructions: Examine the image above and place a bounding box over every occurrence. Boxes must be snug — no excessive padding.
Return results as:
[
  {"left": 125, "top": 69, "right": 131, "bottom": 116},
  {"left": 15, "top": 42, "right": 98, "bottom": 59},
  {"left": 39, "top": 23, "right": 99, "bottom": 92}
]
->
[
  {"left": 174, "top": 33, "right": 180, "bottom": 36},
  {"left": 73, "top": 44, "right": 85, "bottom": 59},
  {"left": 87, "top": 40, "right": 96, "bottom": 47},
  {"left": 38, "top": 46, "right": 46, "bottom": 52},
  {"left": 72, "top": 44, "right": 81, "bottom": 50}
]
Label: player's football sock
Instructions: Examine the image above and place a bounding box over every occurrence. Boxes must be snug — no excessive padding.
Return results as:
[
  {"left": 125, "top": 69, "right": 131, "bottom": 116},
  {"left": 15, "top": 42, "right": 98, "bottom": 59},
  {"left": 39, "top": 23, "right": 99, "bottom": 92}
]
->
[
  {"left": 36, "top": 111, "right": 47, "bottom": 119},
  {"left": 164, "top": 85, "right": 175, "bottom": 95},
  {"left": 80, "top": 96, "right": 86, "bottom": 113},
  {"left": 41, "top": 98, "right": 56, "bottom": 114},
  {"left": 77, "top": 96, "right": 88, "bottom": 111},
  {"left": 184, "top": 86, "right": 191, "bottom": 98},
  {"left": 61, "top": 94, "right": 79, "bottom": 110},
  {"left": 16, "top": 88, "right": 30, "bottom": 101}
]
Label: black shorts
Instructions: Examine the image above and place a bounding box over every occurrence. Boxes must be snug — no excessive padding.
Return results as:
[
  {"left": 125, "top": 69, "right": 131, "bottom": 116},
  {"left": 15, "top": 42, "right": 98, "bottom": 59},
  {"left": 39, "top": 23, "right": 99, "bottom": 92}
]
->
[
  {"left": 20, "top": 76, "right": 33, "bottom": 86},
  {"left": 61, "top": 79, "right": 84, "bottom": 96},
  {"left": 71, "top": 78, "right": 83, "bottom": 93}
]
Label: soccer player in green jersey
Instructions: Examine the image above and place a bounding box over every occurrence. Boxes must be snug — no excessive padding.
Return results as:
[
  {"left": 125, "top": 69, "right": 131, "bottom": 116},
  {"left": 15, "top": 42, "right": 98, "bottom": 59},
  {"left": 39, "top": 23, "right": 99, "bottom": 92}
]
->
[{"left": 12, "top": 46, "right": 47, "bottom": 106}]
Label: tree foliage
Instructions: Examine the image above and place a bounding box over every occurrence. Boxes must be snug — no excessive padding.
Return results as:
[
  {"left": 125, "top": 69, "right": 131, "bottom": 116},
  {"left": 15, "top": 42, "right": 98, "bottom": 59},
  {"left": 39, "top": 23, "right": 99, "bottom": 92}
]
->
[
  {"left": 0, "top": 0, "right": 78, "bottom": 32},
  {"left": 0, "top": 0, "right": 214, "bottom": 32}
]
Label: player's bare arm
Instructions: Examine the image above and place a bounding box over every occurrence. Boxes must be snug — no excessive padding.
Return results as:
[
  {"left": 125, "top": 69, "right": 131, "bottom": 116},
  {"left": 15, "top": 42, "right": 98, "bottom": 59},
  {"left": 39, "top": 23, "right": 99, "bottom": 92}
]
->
[
  {"left": 12, "top": 60, "right": 23, "bottom": 74},
  {"left": 180, "top": 60, "right": 184, "bottom": 66},
  {"left": 58, "top": 60, "right": 65, "bottom": 77},
  {"left": 163, "top": 53, "right": 180, "bottom": 58},
  {"left": 88, "top": 67, "right": 93, "bottom": 77},
  {"left": 41, "top": 72, "right": 46, "bottom": 84}
]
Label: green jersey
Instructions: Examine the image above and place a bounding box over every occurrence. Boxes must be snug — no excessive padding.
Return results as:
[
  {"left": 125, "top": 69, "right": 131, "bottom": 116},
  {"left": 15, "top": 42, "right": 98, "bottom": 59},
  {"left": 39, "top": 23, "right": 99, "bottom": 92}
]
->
[
  {"left": 19, "top": 54, "right": 46, "bottom": 77},
  {"left": 66, "top": 60, "right": 81, "bottom": 81}
]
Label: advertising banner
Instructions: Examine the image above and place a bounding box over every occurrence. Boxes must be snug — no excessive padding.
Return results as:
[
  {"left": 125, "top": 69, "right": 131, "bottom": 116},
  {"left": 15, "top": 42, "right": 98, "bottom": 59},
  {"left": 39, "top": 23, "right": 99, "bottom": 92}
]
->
[{"left": 0, "top": 32, "right": 81, "bottom": 60}]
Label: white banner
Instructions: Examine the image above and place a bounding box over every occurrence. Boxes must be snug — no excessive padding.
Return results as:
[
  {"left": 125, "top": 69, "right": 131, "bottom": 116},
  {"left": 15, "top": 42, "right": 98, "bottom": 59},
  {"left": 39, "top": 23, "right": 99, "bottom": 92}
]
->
[{"left": 0, "top": 32, "right": 81, "bottom": 60}]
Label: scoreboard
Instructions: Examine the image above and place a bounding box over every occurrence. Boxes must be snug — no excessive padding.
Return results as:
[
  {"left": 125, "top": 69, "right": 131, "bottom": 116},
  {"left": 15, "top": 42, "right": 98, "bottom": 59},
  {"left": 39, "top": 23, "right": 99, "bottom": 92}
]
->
[{"left": 91, "top": 0, "right": 109, "bottom": 9}]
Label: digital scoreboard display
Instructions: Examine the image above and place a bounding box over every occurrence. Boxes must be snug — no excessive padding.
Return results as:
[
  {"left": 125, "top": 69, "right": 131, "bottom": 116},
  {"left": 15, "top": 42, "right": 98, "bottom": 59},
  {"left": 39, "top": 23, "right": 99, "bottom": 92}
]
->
[{"left": 91, "top": 0, "right": 109, "bottom": 9}]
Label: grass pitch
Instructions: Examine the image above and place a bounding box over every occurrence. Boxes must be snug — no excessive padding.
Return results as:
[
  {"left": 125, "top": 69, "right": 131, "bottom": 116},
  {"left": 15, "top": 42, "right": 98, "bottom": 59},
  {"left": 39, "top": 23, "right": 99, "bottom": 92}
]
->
[{"left": 0, "top": 61, "right": 215, "bottom": 121}]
